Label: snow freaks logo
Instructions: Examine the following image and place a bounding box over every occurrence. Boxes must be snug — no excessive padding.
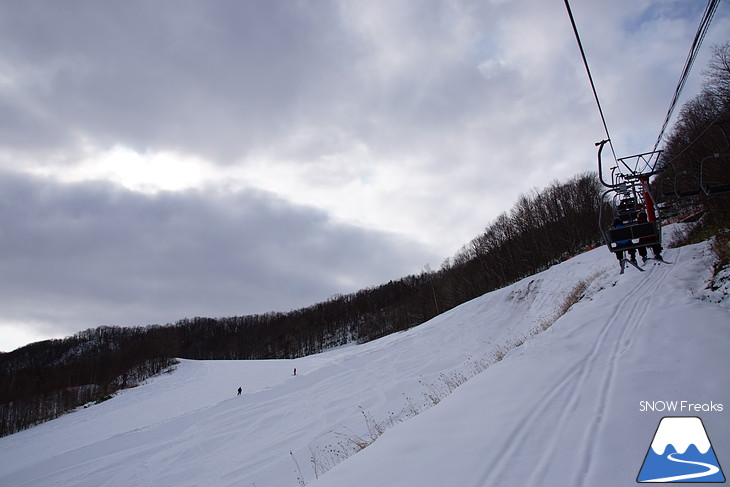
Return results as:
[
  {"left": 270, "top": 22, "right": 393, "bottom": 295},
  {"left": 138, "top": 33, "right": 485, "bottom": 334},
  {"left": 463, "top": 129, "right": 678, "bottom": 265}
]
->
[{"left": 637, "top": 416, "right": 726, "bottom": 483}]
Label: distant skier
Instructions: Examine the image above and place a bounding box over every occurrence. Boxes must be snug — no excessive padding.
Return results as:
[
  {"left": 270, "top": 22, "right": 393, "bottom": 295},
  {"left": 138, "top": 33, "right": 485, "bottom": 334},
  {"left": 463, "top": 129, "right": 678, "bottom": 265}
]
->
[
  {"left": 237, "top": 386, "right": 242, "bottom": 396},
  {"left": 293, "top": 368, "right": 297, "bottom": 376}
]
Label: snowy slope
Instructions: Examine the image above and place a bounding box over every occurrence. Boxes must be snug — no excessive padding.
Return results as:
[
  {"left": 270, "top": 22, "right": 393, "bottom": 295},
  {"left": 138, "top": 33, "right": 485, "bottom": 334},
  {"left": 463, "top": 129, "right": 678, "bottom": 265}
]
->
[{"left": 0, "top": 240, "right": 728, "bottom": 487}]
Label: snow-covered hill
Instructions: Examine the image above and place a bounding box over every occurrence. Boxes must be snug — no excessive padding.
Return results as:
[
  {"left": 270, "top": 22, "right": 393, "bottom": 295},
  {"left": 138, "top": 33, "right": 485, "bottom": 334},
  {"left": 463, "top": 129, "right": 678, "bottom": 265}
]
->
[{"left": 1, "top": 239, "right": 728, "bottom": 486}]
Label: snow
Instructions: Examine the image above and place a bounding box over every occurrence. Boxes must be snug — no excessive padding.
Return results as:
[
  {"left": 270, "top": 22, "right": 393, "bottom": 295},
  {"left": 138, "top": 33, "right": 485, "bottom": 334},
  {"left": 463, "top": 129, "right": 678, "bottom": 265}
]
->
[{"left": 1, "top": 240, "right": 728, "bottom": 486}]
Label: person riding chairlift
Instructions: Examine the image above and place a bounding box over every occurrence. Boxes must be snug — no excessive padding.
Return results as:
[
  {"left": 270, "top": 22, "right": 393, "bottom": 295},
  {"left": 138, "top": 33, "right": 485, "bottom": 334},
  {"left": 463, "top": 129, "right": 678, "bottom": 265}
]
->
[
  {"left": 636, "top": 211, "right": 663, "bottom": 262},
  {"left": 612, "top": 217, "right": 638, "bottom": 265}
]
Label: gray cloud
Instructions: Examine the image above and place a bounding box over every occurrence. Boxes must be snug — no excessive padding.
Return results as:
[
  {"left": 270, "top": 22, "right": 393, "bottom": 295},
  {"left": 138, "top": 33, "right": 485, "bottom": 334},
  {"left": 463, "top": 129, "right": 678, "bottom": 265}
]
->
[
  {"left": 0, "top": 0, "right": 728, "bottom": 350},
  {"left": 1, "top": 0, "right": 725, "bottom": 174},
  {"left": 0, "top": 1, "right": 352, "bottom": 159},
  {"left": 0, "top": 1, "right": 551, "bottom": 161},
  {"left": 0, "top": 171, "right": 438, "bottom": 348}
]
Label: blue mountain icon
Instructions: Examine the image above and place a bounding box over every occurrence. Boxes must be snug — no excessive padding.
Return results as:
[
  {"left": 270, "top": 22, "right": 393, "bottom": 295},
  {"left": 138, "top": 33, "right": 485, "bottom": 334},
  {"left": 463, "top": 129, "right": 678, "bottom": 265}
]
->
[{"left": 638, "top": 417, "right": 725, "bottom": 483}]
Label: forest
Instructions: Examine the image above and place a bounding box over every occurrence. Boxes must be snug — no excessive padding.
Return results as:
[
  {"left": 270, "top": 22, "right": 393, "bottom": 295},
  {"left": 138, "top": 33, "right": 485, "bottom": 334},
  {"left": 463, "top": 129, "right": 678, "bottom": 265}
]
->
[
  {"left": 653, "top": 43, "right": 730, "bottom": 235},
  {"left": 1, "top": 43, "right": 728, "bottom": 438}
]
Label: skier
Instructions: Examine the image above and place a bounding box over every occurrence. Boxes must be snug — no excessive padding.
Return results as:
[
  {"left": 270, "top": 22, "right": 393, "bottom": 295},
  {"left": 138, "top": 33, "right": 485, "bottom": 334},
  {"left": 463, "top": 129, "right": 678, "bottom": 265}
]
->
[
  {"left": 237, "top": 386, "right": 242, "bottom": 396},
  {"left": 636, "top": 212, "right": 663, "bottom": 262},
  {"left": 612, "top": 218, "right": 637, "bottom": 265},
  {"left": 293, "top": 368, "right": 297, "bottom": 376}
]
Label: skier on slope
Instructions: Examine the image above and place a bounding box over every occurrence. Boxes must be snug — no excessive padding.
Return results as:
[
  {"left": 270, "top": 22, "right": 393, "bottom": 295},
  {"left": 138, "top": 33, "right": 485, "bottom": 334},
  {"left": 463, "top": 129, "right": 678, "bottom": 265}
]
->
[{"left": 237, "top": 386, "right": 242, "bottom": 396}]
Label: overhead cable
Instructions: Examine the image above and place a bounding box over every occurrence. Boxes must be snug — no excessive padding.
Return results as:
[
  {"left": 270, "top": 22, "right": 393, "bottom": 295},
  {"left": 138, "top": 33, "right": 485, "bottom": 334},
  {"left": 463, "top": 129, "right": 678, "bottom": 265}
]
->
[
  {"left": 563, "top": 0, "right": 618, "bottom": 164},
  {"left": 653, "top": 0, "right": 722, "bottom": 151}
]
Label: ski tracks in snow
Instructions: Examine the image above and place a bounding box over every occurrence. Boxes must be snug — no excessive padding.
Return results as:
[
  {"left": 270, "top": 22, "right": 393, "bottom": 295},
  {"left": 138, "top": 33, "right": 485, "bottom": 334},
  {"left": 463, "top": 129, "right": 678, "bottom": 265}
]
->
[
  {"left": 474, "top": 249, "right": 678, "bottom": 487},
  {"left": 572, "top": 248, "right": 677, "bottom": 485}
]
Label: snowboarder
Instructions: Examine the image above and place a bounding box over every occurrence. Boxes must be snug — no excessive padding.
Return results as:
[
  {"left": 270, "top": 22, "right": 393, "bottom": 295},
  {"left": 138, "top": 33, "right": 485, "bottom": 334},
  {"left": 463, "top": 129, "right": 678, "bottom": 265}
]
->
[{"left": 237, "top": 386, "right": 242, "bottom": 396}]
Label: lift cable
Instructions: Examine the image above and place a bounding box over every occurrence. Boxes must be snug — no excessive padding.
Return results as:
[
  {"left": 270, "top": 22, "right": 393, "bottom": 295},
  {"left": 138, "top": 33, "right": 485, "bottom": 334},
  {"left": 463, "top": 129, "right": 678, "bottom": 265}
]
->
[
  {"left": 659, "top": 112, "right": 726, "bottom": 169},
  {"left": 563, "top": 0, "right": 618, "bottom": 165},
  {"left": 652, "top": 0, "right": 722, "bottom": 152}
]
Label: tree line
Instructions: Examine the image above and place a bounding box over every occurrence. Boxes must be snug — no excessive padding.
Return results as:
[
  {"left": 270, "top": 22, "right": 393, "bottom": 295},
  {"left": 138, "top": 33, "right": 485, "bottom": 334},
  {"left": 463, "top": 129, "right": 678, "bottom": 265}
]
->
[{"left": 653, "top": 42, "right": 730, "bottom": 229}]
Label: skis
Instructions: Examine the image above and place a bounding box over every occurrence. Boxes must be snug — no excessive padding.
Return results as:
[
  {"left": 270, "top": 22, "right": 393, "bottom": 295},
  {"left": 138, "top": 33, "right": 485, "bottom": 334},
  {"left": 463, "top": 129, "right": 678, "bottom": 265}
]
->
[
  {"left": 619, "top": 256, "right": 673, "bottom": 274},
  {"left": 620, "top": 258, "right": 644, "bottom": 274}
]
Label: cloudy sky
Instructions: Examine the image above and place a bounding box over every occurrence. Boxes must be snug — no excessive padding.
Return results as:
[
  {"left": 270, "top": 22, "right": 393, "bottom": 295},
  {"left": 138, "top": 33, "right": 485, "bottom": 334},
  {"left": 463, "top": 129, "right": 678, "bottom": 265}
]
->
[{"left": 1, "top": 0, "right": 728, "bottom": 352}]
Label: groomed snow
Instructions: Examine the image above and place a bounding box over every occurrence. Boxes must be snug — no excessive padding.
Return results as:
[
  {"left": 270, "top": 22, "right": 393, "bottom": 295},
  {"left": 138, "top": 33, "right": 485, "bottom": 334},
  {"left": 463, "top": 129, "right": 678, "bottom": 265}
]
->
[{"left": 1, "top": 239, "right": 728, "bottom": 486}]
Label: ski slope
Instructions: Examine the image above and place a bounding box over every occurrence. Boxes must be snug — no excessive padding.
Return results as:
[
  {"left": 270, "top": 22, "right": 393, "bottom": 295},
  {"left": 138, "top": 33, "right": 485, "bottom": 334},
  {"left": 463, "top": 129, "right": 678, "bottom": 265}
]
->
[{"left": 1, "top": 239, "right": 728, "bottom": 487}]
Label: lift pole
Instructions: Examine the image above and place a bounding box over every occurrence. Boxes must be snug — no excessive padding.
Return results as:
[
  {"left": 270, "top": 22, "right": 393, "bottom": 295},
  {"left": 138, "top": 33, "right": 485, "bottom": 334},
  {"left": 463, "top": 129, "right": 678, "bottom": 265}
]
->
[{"left": 640, "top": 176, "right": 657, "bottom": 223}]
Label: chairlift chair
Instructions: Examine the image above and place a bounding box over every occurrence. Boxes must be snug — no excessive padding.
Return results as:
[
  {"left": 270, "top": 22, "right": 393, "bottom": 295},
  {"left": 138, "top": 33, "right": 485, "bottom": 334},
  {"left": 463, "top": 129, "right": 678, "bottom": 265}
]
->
[
  {"left": 700, "top": 152, "right": 730, "bottom": 195},
  {"left": 674, "top": 170, "right": 703, "bottom": 198},
  {"left": 596, "top": 140, "right": 665, "bottom": 272}
]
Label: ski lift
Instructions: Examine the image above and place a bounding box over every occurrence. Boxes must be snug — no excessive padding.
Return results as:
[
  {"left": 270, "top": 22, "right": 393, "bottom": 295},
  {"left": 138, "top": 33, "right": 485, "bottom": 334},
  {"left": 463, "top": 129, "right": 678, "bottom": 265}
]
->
[
  {"left": 598, "top": 188, "right": 663, "bottom": 273},
  {"left": 699, "top": 123, "right": 730, "bottom": 195},
  {"left": 656, "top": 157, "right": 701, "bottom": 199},
  {"left": 658, "top": 122, "right": 730, "bottom": 198},
  {"left": 563, "top": 0, "right": 720, "bottom": 273},
  {"left": 674, "top": 170, "right": 703, "bottom": 198},
  {"left": 596, "top": 140, "right": 666, "bottom": 273},
  {"left": 700, "top": 154, "right": 730, "bottom": 194}
]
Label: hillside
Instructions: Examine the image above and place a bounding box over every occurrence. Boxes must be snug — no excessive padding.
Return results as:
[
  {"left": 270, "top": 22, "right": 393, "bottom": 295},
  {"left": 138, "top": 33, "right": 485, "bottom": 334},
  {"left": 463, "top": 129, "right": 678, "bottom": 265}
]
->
[
  {"left": 0, "top": 172, "right": 604, "bottom": 438},
  {"left": 0, "top": 232, "right": 728, "bottom": 486}
]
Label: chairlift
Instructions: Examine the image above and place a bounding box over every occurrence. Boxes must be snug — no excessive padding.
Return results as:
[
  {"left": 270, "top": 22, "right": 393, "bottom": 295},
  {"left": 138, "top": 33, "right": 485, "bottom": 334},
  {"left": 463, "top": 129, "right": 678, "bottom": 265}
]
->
[
  {"left": 699, "top": 123, "right": 730, "bottom": 195},
  {"left": 659, "top": 122, "right": 730, "bottom": 198},
  {"left": 657, "top": 167, "right": 702, "bottom": 199},
  {"left": 563, "top": 0, "right": 721, "bottom": 272},
  {"left": 674, "top": 170, "right": 703, "bottom": 198},
  {"left": 596, "top": 140, "right": 665, "bottom": 273},
  {"left": 700, "top": 156, "right": 730, "bottom": 194}
]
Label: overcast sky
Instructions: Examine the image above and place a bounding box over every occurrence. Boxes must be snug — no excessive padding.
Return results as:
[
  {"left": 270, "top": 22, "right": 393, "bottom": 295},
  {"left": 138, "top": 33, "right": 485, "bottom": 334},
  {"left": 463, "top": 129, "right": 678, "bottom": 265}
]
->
[{"left": 1, "top": 0, "right": 728, "bottom": 352}]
